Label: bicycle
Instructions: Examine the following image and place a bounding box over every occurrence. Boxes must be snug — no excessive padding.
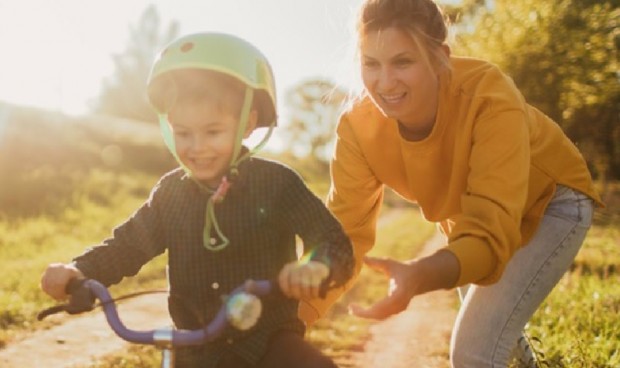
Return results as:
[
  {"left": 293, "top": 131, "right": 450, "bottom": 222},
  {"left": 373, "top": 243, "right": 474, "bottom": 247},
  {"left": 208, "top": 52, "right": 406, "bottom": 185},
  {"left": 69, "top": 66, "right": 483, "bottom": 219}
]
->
[{"left": 38, "top": 278, "right": 280, "bottom": 368}]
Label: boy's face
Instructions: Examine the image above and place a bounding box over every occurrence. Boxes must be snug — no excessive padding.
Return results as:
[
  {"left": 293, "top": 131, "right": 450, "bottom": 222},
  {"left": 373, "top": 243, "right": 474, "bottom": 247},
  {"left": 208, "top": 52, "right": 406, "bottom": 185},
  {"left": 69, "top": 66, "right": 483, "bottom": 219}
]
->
[{"left": 168, "top": 100, "right": 254, "bottom": 187}]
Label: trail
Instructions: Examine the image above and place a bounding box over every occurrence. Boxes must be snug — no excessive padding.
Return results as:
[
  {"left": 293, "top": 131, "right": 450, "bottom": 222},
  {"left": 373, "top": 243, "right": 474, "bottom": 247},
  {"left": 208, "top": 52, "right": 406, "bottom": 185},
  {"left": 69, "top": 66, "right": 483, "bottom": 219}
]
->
[
  {"left": 349, "top": 231, "right": 457, "bottom": 368},
  {"left": 0, "top": 294, "right": 171, "bottom": 368}
]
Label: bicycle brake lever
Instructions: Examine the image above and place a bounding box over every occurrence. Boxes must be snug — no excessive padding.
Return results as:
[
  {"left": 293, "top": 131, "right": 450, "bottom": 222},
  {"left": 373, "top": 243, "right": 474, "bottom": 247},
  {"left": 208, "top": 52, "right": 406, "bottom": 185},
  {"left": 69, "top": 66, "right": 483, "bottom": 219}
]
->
[
  {"left": 36, "top": 305, "right": 68, "bottom": 320},
  {"left": 64, "top": 278, "right": 96, "bottom": 315},
  {"left": 37, "top": 279, "right": 95, "bottom": 320}
]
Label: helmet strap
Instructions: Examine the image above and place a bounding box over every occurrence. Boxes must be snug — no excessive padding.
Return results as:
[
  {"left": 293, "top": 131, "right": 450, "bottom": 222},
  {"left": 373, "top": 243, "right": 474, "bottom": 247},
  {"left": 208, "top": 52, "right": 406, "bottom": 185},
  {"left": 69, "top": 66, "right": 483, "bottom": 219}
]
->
[
  {"left": 202, "top": 86, "right": 253, "bottom": 251},
  {"left": 230, "top": 87, "right": 276, "bottom": 167},
  {"left": 159, "top": 87, "right": 275, "bottom": 252},
  {"left": 229, "top": 86, "right": 255, "bottom": 173}
]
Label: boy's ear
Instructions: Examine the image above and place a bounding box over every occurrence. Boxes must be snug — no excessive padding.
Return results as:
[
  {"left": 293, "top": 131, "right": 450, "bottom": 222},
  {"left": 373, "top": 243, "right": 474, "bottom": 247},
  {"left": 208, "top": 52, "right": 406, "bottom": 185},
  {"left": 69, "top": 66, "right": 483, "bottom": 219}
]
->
[{"left": 243, "top": 110, "right": 258, "bottom": 139}]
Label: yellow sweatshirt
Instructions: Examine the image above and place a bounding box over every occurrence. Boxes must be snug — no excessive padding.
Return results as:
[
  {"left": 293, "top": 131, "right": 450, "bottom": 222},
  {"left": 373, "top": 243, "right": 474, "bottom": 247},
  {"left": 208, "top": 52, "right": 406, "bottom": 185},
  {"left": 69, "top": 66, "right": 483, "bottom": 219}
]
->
[{"left": 298, "top": 56, "right": 602, "bottom": 324}]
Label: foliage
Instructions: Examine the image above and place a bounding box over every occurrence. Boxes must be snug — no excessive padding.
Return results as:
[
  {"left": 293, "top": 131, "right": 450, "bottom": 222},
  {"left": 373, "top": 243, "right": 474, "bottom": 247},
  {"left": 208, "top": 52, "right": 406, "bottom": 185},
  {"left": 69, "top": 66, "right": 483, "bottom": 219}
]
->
[
  {"left": 0, "top": 104, "right": 176, "bottom": 218},
  {"left": 93, "top": 5, "right": 179, "bottom": 123},
  {"left": 280, "top": 79, "right": 349, "bottom": 169},
  {"left": 453, "top": 0, "right": 620, "bottom": 180}
]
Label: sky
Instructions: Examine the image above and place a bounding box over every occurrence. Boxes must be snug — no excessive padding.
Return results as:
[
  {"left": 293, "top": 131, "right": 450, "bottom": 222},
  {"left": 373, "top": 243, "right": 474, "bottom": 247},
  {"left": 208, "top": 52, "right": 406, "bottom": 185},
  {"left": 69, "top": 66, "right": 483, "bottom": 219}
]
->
[
  {"left": 0, "top": 0, "right": 460, "bottom": 118},
  {"left": 0, "top": 0, "right": 370, "bottom": 116}
]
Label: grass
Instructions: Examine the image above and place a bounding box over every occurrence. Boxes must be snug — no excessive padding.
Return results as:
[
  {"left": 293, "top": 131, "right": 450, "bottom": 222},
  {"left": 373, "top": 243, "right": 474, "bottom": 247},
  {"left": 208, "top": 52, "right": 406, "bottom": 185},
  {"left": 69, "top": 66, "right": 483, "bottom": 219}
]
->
[{"left": 525, "top": 208, "right": 620, "bottom": 367}]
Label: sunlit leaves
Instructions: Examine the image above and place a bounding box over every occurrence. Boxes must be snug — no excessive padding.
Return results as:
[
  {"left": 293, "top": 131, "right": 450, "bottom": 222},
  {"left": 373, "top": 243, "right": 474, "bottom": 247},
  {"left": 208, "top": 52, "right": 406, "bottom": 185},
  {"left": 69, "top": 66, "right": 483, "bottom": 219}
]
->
[{"left": 453, "top": 0, "right": 620, "bottom": 180}]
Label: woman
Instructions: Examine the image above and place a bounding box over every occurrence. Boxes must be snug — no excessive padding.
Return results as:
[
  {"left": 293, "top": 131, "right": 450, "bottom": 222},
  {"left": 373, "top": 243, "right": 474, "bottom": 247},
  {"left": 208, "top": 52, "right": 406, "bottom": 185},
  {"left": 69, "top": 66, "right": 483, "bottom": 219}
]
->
[{"left": 322, "top": 0, "right": 603, "bottom": 366}]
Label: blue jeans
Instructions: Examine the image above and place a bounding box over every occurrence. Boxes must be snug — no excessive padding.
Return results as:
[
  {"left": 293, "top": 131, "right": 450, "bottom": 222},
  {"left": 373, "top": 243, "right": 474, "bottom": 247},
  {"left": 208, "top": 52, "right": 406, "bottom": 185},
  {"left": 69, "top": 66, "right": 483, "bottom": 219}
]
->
[{"left": 450, "top": 185, "right": 594, "bottom": 367}]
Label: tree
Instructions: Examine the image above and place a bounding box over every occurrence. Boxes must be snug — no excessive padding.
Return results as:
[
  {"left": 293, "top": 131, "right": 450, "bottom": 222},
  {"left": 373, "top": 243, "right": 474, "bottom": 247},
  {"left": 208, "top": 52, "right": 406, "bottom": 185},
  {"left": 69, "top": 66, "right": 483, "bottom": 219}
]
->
[
  {"left": 454, "top": 0, "right": 620, "bottom": 180},
  {"left": 93, "top": 5, "right": 179, "bottom": 122},
  {"left": 280, "top": 79, "right": 349, "bottom": 171}
]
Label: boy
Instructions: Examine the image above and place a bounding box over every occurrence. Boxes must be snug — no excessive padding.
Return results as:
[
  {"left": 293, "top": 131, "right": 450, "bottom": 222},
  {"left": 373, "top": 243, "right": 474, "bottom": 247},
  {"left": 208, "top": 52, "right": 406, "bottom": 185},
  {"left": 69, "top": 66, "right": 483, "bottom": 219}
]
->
[{"left": 40, "top": 32, "right": 354, "bottom": 368}]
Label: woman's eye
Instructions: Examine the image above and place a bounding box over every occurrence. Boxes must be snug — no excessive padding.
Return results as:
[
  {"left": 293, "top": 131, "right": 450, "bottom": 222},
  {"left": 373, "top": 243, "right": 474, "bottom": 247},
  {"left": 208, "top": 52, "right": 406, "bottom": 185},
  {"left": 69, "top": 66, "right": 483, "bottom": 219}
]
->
[{"left": 362, "top": 59, "right": 379, "bottom": 68}]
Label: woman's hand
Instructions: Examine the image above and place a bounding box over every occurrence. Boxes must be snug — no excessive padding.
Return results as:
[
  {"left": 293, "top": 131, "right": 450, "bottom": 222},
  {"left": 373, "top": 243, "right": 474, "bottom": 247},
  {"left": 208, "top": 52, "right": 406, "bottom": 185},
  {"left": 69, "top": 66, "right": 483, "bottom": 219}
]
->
[
  {"left": 350, "top": 250, "right": 460, "bottom": 320},
  {"left": 40, "top": 263, "right": 85, "bottom": 301},
  {"left": 349, "top": 256, "right": 420, "bottom": 320},
  {"left": 278, "top": 260, "right": 330, "bottom": 300}
]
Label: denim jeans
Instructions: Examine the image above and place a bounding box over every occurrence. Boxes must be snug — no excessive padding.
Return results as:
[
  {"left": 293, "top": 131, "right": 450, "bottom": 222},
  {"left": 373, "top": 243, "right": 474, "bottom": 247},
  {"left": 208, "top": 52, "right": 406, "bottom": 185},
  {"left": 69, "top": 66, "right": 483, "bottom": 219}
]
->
[{"left": 450, "top": 185, "right": 594, "bottom": 367}]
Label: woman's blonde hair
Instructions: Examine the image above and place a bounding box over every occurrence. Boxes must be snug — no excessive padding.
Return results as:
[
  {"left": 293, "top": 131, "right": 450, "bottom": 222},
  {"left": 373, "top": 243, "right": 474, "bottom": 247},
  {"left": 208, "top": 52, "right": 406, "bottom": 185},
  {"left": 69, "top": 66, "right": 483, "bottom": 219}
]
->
[{"left": 356, "top": 0, "right": 451, "bottom": 72}]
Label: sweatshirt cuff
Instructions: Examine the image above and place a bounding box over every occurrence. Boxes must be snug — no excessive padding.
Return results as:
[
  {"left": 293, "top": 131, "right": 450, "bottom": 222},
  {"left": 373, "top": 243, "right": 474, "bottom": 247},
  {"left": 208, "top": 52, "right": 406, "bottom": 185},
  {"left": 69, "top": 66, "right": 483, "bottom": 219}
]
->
[{"left": 446, "top": 237, "right": 496, "bottom": 286}]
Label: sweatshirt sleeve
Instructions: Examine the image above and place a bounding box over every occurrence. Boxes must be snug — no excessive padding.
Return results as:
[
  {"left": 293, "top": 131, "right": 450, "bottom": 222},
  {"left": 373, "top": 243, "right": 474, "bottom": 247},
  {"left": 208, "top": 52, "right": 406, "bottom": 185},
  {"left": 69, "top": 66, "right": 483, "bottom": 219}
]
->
[
  {"left": 446, "top": 107, "right": 530, "bottom": 285},
  {"left": 327, "top": 113, "right": 384, "bottom": 263},
  {"left": 296, "top": 113, "right": 385, "bottom": 323}
]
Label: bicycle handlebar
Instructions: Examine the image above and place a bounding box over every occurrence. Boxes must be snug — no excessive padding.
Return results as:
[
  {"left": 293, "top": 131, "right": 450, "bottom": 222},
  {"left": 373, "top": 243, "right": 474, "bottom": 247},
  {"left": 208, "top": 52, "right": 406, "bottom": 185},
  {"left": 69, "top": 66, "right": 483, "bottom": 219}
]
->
[{"left": 38, "top": 278, "right": 278, "bottom": 347}]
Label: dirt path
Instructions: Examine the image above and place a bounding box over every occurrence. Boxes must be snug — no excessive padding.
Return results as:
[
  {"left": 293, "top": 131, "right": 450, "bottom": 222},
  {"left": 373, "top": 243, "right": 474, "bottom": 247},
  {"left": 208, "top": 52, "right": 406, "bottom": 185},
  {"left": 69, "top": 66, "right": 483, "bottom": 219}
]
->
[
  {"left": 350, "top": 231, "right": 457, "bottom": 368},
  {"left": 0, "top": 294, "right": 172, "bottom": 368}
]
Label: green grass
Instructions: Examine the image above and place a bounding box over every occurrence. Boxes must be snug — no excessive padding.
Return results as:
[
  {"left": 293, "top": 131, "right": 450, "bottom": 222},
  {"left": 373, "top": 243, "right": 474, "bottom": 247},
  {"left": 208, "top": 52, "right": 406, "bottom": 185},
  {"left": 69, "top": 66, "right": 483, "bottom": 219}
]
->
[{"left": 525, "top": 213, "right": 620, "bottom": 367}]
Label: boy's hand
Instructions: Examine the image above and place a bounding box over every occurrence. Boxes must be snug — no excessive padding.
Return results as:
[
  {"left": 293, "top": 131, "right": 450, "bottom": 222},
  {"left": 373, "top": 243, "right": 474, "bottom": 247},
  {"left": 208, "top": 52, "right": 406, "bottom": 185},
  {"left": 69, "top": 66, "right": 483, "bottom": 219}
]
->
[
  {"left": 278, "top": 261, "right": 330, "bottom": 300},
  {"left": 40, "top": 263, "right": 85, "bottom": 301}
]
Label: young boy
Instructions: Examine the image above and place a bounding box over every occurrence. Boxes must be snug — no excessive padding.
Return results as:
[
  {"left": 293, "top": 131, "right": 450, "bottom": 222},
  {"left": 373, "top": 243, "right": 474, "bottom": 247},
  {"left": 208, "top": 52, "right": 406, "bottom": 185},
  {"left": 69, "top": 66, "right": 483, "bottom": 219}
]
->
[{"left": 40, "top": 32, "right": 354, "bottom": 368}]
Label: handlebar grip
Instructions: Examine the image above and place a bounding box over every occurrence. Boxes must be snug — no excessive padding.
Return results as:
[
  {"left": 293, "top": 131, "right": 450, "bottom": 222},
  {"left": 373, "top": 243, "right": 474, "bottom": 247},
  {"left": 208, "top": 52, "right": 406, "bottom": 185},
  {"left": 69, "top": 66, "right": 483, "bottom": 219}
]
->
[
  {"left": 36, "top": 278, "right": 94, "bottom": 320},
  {"left": 65, "top": 277, "right": 86, "bottom": 294},
  {"left": 65, "top": 278, "right": 96, "bottom": 315}
]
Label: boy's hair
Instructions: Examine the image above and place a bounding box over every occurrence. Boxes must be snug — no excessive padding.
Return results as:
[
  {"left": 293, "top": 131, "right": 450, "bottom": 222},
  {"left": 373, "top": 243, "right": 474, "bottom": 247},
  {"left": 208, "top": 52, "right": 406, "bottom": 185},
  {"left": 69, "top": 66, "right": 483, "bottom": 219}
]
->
[{"left": 147, "top": 69, "right": 254, "bottom": 118}]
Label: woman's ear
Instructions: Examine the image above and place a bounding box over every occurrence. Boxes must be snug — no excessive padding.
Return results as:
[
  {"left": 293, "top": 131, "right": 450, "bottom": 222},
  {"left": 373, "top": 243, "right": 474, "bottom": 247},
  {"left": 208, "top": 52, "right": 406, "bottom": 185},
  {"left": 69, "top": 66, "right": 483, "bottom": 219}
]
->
[{"left": 243, "top": 110, "right": 258, "bottom": 139}]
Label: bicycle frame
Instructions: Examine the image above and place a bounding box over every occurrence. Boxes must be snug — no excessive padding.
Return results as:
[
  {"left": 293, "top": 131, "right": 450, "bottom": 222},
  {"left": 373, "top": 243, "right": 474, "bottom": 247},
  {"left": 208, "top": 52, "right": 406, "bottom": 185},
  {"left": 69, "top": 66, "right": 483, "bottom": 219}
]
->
[{"left": 39, "top": 278, "right": 276, "bottom": 368}]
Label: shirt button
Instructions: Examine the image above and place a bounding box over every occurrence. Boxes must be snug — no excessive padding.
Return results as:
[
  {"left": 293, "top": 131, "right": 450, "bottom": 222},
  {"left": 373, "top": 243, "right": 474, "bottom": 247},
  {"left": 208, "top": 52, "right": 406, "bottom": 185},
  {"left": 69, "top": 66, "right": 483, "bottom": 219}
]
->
[
  {"left": 226, "top": 338, "right": 233, "bottom": 344},
  {"left": 210, "top": 237, "right": 217, "bottom": 245},
  {"left": 211, "top": 282, "right": 220, "bottom": 290}
]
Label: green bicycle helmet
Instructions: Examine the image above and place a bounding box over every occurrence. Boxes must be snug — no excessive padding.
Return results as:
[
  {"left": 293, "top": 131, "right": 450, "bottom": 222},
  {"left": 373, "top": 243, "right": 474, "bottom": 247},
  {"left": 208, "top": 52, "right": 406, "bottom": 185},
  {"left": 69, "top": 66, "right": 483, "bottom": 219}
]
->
[
  {"left": 148, "top": 32, "right": 277, "bottom": 127},
  {"left": 147, "top": 32, "right": 278, "bottom": 252}
]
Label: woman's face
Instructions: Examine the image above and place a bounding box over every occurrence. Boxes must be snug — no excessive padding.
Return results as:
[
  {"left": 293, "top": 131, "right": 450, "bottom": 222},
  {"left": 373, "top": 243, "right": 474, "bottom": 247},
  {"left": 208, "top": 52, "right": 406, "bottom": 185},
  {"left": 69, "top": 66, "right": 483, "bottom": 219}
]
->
[{"left": 360, "top": 27, "right": 441, "bottom": 132}]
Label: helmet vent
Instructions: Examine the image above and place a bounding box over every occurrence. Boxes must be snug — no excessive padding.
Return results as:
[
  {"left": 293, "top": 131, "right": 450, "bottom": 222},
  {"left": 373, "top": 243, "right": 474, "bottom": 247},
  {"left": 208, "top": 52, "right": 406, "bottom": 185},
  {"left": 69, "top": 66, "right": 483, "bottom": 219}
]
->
[{"left": 180, "top": 42, "right": 194, "bottom": 53}]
